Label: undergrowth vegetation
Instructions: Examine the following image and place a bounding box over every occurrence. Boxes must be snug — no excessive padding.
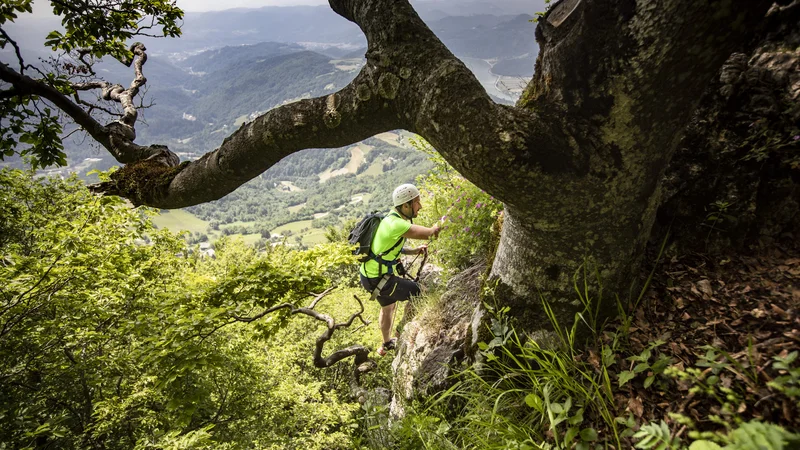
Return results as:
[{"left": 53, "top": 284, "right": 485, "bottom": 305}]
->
[
  {"left": 412, "top": 138, "right": 502, "bottom": 276},
  {"left": 0, "top": 168, "right": 386, "bottom": 449},
  {"left": 386, "top": 292, "right": 800, "bottom": 449}
]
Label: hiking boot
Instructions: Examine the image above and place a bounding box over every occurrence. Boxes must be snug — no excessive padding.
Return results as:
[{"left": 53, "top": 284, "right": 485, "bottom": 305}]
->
[{"left": 377, "top": 338, "right": 397, "bottom": 357}]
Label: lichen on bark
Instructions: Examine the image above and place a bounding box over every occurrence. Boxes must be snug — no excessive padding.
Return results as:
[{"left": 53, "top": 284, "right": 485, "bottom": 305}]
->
[{"left": 106, "top": 160, "right": 190, "bottom": 206}]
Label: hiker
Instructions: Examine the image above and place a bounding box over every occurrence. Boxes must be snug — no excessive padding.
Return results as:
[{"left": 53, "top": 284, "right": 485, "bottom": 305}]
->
[{"left": 360, "top": 183, "right": 441, "bottom": 356}]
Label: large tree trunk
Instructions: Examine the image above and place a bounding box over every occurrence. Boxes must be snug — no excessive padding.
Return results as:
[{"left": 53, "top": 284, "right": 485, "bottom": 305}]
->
[
  {"left": 658, "top": 5, "right": 800, "bottom": 253},
  {"left": 488, "top": 0, "right": 774, "bottom": 335}
]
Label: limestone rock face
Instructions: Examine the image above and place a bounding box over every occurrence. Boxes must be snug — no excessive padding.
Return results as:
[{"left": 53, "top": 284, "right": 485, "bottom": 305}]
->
[
  {"left": 658, "top": 7, "right": 800, "bottom": 251},
  {"left": 389, "top": 263, "right": 485, "bottom": 418}
]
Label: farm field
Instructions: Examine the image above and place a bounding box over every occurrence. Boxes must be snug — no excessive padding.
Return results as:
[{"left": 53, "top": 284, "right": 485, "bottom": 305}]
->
[
  {"left": 318, "top": 146, "right": 365, "bottom": 182},
  {"left": 287, "top": 202, "right": 306, "bottom": 213},
  {"left": 360, "top": 159, "right": 384, "bottom": 177},
  {"left": 272, "top": 219, "right": 314, "bottom": 236},
  {"left": 301, "top": 229, "right": 329, "bottom": 246},
  {"left": 238, "top": 233, "right": 263, "bottom": 246},
  {"left": 152, "top": 209, "right": 209, "bottom": 235}
]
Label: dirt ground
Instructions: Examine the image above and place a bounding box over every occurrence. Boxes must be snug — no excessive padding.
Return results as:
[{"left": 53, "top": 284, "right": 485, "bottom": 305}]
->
[{"left": 601, "top": 241, "right": 800, "bottom": 438}]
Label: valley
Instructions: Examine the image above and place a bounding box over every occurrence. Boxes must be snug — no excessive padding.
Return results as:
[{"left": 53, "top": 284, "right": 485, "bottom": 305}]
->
[{"left": 3, "top": 0, "right": 541, "bottom": 249}]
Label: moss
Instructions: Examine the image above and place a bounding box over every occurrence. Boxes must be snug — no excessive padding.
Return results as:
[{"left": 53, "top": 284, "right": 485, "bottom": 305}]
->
[
  {"left": 485, "top": 209, "right": 504, "bottom": 271},
  {"left": 356, "top": 84, "right": 371, "bottom": 101},
  {"left": 262, "top": 131, "right": 275, "bottom": 146},
  {"left": 378, "top": 53, "right": 392, "bottom": 68},
  {"left": 378, "top": 73, "right": 401, "bottom": 100},
  {"left": 109, "top": 159, "right": 189, "bottom": 206}
]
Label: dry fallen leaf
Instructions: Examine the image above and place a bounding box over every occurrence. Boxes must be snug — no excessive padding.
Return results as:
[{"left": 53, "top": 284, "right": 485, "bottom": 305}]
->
[
  {"left": 697, "top": 279, "right": 713, "bottom": 297},
  {"left": 628, "top": 396, "right": 644, "bottom": 418},
  {"left": 588, "top": 350, "right": 601, "bottom": 371}
]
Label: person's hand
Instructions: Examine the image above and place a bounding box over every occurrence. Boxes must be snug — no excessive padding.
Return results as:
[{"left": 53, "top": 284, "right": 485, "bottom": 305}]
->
[
  {"left": 431, "top": 225, "right": 441, "bottom": 239},
  {"left": 417, "top": 244, "right": 428, "bottom": 255}
]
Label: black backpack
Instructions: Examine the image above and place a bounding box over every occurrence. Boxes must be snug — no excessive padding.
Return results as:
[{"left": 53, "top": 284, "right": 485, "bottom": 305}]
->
[{"left": 348, "top": 211, "right": 404, "bottom": 264}]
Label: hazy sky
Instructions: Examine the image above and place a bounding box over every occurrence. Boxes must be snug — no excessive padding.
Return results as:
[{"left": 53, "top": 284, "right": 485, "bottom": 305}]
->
[
  {"left": 29, "top": 0, "right": 330, "bottom": 17},
  {"left": 176, "top": 0, "right": 328, "bottom": 12}
]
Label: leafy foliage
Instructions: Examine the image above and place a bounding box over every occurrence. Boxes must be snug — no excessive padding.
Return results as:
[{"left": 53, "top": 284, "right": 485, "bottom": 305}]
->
[
  {"left": 0, "top": 169, "right": 379, "bottom": 449},
  {"left": 0, "top": 94, "right": 66, "bottom": 170},
  {"left": 688, "top": 420, "right": 800, "bottom": 450},
  {"left": 633, "top": 420, "right": 679, "bottom": 449},
  {"left": 44, "top": 0, "right": 183, "bottom": 61},
  {"left": 414, "top": 137, "right": 502, "bottom": 273}
]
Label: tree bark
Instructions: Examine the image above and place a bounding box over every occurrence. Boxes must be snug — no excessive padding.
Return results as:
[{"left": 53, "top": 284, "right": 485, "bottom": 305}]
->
[
  {"left": 658, "top": 5, "right": 800, "bottom": 253},
  {"left": 488, "top": 0, "right": 773, "bottom": 335}
]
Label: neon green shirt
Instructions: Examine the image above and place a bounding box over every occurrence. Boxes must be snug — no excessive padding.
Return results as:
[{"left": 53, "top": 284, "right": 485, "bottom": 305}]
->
[{"left": 360, "top": 211, "right": 411, "bottom": 278}]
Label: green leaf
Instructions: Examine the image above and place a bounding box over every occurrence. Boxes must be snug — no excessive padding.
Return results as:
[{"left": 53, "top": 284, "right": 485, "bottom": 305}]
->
[
  {"left": 580, "top": 428, "right": 598, "bottom": 441},
  {"left": 524, "top": 393, "right": 541, "bottom": 409},
  {"left": 619, "top": 370, "right": 636, "bottom": 387},
  {"left": 689, "top": 441, "right": 722, "bottom": 450},
  {"left": 565, "top": 426, "right": 579, "bottom": 444}
]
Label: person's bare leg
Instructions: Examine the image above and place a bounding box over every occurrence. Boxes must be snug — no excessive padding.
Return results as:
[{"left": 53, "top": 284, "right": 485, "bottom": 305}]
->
[{"left": 379, "top": 303, "right": 396, "bottom": 344}]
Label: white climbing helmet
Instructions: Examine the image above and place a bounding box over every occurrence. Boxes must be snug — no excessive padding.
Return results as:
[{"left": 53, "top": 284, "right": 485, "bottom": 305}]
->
[{"left": 392, "top": 183, "right": 420, "bottom": 207}]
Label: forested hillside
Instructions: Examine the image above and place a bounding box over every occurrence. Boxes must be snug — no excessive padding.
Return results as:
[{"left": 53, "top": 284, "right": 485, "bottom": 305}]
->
[{"left": 0, "top": 169, "right": 386, "bottom": 449}]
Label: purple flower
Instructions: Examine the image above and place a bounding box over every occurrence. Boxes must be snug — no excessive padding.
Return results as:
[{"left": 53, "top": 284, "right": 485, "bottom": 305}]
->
[
  {"left": 459, "top": 215, "right": 463, "bottom": 219},
  {"left": 793, "top": 135, "right": 800, "bottom": 141},
  {"left": 476, "top": 203, "right": 483, "bottom": 208},
  {"left": 464, "top": 227, "right": 470, "bottom": 231}
]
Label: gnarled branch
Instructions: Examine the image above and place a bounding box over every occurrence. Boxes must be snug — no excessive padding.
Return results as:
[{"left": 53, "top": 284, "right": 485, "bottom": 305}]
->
[
  {"left": 233, "top": 288, "right": 376, "bottom": 389},
  {"left": 0, "top": 58, "right": 170, "bottom": 165}
]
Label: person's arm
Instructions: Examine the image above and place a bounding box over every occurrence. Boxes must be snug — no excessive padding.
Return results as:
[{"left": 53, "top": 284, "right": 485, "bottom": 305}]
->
[{"left": 401, "top": 224, "right": 440, "bottom": 240}]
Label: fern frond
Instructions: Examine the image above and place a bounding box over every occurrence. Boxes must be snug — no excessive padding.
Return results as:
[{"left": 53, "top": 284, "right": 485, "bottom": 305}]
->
[{"left": 633, "top": 420, "right": 679, "bottom": 450}]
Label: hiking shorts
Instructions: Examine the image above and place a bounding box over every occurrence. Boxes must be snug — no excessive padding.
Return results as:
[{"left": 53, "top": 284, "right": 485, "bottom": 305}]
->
[{"left": 360, "top": 274, "right": 420, "bottom": 307}]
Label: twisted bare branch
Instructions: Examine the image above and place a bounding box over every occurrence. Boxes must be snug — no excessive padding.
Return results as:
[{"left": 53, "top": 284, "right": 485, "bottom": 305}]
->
[
  {"left": 0, "top": 45, "right": 174, "bottom": 166},
  {"left": 232, "top": 288, "right": 375, "bottom": 387}
]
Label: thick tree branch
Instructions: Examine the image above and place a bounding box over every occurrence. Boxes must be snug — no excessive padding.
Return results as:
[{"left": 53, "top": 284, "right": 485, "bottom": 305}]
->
[
  {"left": 87, "top": 0, "right": 563, "bottom": 208},
  {"left": 328, "top": 0, "right": 576, "bottom": 202},
  {"left": 90, "top": 57, "right": 406, "bottom": 206},
  {"left": 0, "top": 88, "right": 20, "bottom": 100}
]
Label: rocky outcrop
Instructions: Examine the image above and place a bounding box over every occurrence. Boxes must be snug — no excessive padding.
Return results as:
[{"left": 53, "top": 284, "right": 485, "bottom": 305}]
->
[
  {"left": 389, "top": 263, "right": 486, "bottom": 418},
  {"left": 658, "top": 3, "right": 800, "bottom": 252}
]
